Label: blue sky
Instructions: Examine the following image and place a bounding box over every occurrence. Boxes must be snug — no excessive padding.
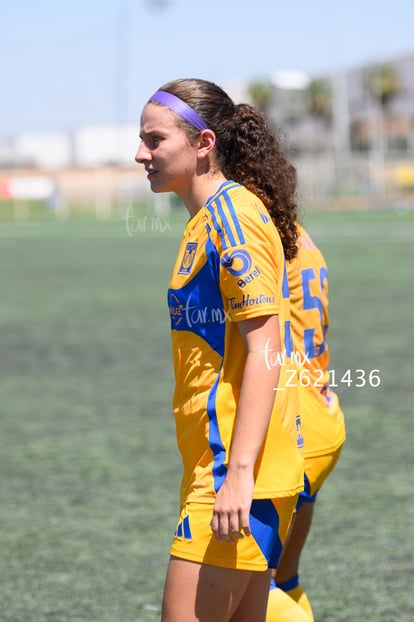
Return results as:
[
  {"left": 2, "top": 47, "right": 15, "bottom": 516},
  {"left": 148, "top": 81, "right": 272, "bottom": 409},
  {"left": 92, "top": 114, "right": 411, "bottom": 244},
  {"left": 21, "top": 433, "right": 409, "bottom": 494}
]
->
[{"left": 2, "top": 0, "right": 413, "bottom": 138}]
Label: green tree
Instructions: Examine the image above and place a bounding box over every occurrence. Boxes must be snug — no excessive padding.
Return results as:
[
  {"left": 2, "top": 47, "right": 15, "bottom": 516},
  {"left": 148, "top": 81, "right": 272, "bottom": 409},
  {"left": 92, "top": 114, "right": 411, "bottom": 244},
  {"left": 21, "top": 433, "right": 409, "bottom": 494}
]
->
[
  {"left": 247, "top": 79, "right": 274, "bottom": 113},
  {"left": 364, "top": 63, "right": 401, "bottom": 113},
  {"left": 306, "top": 78, "right": 333, "bottom": 123}
]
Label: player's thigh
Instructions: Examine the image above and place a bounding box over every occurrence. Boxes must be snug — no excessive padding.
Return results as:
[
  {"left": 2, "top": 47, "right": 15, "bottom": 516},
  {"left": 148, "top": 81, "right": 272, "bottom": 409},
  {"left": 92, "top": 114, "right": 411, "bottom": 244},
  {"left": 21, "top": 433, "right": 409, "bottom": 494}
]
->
[
  {"left": 162, "top": 556, "right": 256, "bottom": 622},
  {"left": 230, "top": 567, "right": 272, "bottom": 622},
  {"left": 285, "top": 499, "right": 315, "bottom": 554},
  {"left": 276, "top": 502, "right": 315, "bottom": 581}
]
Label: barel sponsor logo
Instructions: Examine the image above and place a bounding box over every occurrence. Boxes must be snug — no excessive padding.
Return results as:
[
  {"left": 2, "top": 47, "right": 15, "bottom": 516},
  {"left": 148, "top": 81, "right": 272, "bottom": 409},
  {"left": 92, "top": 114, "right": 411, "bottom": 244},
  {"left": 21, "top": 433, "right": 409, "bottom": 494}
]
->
[
  {"left": 237, "top": 265, "right": 261, "bottom": 288},
  {"left": 228, "top": 293, "right": 275, "bottom": 310},
  {"left": 221, "top": 249, "right": 252, "bottom": 277}
]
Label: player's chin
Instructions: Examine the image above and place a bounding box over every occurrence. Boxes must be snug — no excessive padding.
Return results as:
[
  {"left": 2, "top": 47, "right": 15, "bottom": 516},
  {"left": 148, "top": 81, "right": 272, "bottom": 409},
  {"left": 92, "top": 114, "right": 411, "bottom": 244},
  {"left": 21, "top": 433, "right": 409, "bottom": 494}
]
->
[
  {"left": 149, "top": 178, "right": 171, "bottom": 194},
  {"left": 147, "top": 173, "right": 161, "bottom": 190}
]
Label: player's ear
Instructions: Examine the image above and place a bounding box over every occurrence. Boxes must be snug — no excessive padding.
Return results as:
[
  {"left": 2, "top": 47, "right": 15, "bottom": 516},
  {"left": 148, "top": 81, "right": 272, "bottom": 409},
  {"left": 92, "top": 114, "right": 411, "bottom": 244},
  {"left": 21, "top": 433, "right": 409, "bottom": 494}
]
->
[{"left": 197, "top": 129, "right": 218, "bottom": 159}]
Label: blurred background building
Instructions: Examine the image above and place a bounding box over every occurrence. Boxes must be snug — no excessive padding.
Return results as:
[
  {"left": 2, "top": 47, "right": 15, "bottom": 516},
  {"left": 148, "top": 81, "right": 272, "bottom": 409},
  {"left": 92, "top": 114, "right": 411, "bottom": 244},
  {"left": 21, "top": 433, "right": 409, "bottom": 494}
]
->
[{"left": 1, "top": 50, "right": 414, "bottom": 216}]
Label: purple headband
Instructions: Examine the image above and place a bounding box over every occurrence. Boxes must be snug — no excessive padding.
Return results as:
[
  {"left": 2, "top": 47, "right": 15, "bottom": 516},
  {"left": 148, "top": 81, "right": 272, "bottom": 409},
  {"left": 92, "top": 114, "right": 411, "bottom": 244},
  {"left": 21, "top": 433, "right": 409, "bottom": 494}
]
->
[{"left": 148, "top": 89, "right": 221, "bottom": 149}]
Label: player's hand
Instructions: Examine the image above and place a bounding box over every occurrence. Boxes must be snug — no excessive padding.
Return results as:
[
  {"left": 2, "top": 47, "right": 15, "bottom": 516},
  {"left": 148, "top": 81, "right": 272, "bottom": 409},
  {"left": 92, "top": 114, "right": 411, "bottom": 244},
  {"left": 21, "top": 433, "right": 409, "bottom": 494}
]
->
[{"left": 210, "top": 470, "right": 253, "bottom": 542}]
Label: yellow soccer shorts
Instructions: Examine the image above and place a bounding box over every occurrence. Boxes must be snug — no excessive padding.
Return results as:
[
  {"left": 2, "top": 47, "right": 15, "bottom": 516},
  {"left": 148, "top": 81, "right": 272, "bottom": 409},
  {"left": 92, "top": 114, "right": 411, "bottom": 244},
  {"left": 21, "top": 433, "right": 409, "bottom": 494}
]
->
[
  {"left": 296, "top": 383, "right": 345, "bottom": 509},
  {"left": 297, "top": 446, "right": 343, "bottom": 511},
  {"left": 170, "top": 496, "right": 298, "bottom": 572}
]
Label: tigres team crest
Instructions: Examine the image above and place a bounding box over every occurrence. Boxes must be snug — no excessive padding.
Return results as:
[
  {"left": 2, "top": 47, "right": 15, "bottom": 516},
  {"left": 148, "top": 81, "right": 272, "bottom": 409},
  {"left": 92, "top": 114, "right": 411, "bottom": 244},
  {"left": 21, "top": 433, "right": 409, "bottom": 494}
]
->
[{"left": 178, "top": 242, "right": 198, "bottom": 275}]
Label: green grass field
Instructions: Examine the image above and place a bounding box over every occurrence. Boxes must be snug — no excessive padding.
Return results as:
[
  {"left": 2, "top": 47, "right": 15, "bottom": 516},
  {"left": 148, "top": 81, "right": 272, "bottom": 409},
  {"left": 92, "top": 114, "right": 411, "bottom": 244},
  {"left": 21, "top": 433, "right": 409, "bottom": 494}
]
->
[{"left": 1, "top": 207, "right": 413, "bottom": 621}]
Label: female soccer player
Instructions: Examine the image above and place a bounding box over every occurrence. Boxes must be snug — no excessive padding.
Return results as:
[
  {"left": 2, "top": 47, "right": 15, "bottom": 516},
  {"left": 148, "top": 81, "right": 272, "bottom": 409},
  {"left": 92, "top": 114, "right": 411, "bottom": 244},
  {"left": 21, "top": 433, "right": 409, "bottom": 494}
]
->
[
  {"left": 267, "top": 220, "right": 346, "bottom": 622},
  {"left": 135, "top": 78, "right": 304, "bottom": 622}
]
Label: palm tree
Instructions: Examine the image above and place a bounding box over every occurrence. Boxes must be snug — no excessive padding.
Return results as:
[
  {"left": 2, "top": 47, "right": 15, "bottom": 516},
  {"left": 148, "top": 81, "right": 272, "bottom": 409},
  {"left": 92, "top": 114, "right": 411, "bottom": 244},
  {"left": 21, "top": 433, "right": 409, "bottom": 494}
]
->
[
  {"left": 364, "top": 63, "right": 401, "bottom": 114},
  {"left": 364, "top": 64, "right": 401, "bottom": 192},
  {"left": 364, "top": 63, "right": 402, "bottom": 154},
  {"left": 247, "top": 79, "right": 274, "bottom": 114},
  {"left": 306, "top": 78, "right": 333, "bottom": 124}
]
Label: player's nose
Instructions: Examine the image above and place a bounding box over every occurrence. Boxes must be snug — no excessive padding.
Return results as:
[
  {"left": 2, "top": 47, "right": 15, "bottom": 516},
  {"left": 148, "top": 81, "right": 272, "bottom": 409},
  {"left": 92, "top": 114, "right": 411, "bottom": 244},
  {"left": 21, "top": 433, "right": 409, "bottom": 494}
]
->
[{"left": 135, "top": 142, "right": 150, "bottom": 164}]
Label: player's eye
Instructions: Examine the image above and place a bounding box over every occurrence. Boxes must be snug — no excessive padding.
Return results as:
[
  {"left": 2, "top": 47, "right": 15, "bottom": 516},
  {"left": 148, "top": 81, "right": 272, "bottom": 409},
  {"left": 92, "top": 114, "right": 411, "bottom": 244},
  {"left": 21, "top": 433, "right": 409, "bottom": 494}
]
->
[
  {"left": 150, "top": 135, "right": 162, "bottom": 146},
  {"left": 139, "top": 134, "right": 162, "bottom": 149}
]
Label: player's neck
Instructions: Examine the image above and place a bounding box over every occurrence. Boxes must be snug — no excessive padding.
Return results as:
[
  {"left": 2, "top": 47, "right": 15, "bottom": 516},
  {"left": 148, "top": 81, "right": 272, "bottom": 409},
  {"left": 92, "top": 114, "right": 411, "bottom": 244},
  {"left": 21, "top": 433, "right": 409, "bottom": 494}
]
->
[{"left": 181, "top": 173, "right": 227, "bottom": 218}]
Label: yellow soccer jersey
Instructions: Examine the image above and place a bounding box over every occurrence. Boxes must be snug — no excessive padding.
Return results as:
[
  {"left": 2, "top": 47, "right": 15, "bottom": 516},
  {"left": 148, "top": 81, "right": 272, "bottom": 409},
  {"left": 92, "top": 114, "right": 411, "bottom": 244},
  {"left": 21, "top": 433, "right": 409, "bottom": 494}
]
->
[
  {"left": 168, "top": 181, "right": 304, "bottom": 506},
  {"left": 287, "top": 224, "right": 345, "bottom": 457}
]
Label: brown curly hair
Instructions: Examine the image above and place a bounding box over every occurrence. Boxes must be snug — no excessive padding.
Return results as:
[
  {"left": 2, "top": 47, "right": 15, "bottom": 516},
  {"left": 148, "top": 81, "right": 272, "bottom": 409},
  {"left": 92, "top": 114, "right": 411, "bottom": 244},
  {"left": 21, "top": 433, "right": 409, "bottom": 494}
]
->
[{"left": 155, "top": 78, "right": 298, "bottom": 260}]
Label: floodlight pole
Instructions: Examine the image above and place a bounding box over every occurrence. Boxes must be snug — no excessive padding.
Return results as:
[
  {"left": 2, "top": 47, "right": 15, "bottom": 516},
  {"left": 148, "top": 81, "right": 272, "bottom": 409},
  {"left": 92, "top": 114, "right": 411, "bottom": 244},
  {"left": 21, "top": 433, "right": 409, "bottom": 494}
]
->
[
  {"left": 328, "top": 1, "right": 352, "bottom": 200},
  {"left": 114, "top": 0, "right": 130, "bottom": 127}
]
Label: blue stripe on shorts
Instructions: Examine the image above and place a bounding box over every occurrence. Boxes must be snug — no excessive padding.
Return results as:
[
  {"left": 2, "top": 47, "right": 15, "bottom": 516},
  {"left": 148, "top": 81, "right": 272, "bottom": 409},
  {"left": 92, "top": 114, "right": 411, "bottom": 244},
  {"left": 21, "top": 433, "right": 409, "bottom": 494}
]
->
[{"left": 249, "top": 500, "right": 283, "bottom": 569}]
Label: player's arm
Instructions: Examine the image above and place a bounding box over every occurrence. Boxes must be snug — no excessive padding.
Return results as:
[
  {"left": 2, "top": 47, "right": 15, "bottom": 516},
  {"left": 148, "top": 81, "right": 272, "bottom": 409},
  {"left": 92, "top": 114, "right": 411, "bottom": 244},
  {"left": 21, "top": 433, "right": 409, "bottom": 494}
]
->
[{"left": 211, "top": 314, "right": 281, "bottom": 542}]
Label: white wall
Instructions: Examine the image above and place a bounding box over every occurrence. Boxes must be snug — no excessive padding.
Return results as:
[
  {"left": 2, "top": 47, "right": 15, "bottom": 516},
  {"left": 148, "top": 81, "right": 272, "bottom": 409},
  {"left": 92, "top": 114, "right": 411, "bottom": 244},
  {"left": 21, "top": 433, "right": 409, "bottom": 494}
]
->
[
  {"left": 73, "top": 125, "right": 139, "bottom": 168},
  {"left": 13, "top": 133, "right": 72, "bottom": 168}
]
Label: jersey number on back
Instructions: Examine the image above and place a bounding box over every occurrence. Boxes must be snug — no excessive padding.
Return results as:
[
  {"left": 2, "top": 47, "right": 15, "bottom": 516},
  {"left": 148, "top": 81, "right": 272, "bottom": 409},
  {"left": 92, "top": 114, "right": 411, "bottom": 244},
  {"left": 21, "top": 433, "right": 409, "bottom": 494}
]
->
[{"left": 301, "top": 267, "right": 328, "bottom": 359}]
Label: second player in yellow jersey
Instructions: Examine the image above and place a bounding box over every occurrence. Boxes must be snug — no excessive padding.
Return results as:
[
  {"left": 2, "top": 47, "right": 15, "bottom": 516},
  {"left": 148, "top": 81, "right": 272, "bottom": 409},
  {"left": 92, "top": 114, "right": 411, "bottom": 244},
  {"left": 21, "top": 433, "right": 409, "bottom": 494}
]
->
[{"left": 267, "top": 224, "right": 346, "bottom": 622}]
